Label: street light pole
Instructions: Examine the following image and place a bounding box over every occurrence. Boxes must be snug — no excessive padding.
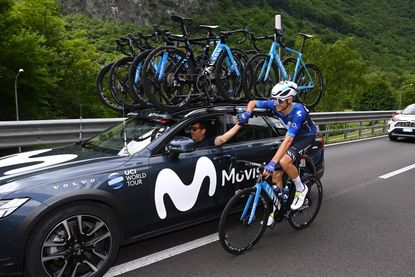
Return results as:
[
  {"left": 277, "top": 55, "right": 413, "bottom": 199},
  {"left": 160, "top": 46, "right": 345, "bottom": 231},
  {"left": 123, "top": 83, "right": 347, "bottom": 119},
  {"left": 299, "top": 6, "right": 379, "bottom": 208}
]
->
[
  {"left": 14, "top": 68, "right": 24, "bottom": 152},
  {"left": 399, "top": 83, "right": 413, "bottom": 110}
]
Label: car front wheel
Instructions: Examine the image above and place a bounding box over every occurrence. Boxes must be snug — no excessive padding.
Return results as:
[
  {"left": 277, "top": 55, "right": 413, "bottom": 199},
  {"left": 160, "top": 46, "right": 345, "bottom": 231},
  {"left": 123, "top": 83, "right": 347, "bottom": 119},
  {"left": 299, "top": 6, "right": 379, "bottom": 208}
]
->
[
  {"left": 388, "top": 133, "right": 398, "bottom": 141},
  {"left": 25, "top": 202, "right": 120, "bottom": 277}
]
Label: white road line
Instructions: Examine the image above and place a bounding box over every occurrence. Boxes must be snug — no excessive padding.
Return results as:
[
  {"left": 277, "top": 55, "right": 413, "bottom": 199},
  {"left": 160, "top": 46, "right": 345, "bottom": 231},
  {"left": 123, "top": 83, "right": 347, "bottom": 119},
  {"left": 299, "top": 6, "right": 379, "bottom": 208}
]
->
[
  {"left": 104, "top": 233, "right": 219, "bottom": 277},
  {"left": 379, "top": 164, "right": 415, "bottom": 179}
]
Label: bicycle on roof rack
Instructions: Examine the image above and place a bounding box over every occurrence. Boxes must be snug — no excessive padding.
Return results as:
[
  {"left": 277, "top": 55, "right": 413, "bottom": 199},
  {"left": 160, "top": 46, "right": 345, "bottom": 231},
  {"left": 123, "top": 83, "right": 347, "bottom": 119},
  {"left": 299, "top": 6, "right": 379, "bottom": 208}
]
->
[
  {"left": 242, "top": 17, "right": 324, "bottom": 110},
  {"left": 218, "top": 157, "right": 323, "bottom": 255},
  {"left": 96, "top": 33, "right": 154, "bottom": 113},
  {"left": 140, "top": 15, "right": 250, "bottom": 113}
]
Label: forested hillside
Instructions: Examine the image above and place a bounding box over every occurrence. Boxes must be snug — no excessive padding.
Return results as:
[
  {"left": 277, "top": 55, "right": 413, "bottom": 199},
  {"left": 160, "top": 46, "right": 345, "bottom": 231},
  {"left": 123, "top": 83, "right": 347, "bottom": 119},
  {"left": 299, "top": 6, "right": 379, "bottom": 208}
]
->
[{"left": 0, "top": 0, "right": 414, "bottom": 120}]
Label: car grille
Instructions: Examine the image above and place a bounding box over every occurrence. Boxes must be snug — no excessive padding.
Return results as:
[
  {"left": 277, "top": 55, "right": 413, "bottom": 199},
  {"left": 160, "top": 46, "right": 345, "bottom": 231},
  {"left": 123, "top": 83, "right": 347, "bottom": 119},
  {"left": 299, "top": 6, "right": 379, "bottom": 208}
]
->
[{"left": 395, "top": 121, "right": 415, "bottom": 127}]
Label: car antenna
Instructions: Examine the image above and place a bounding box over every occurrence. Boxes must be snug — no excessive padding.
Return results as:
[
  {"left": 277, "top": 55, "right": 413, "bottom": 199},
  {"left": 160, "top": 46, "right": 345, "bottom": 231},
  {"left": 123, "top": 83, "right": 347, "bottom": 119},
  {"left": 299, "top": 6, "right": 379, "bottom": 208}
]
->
[
  {"left": 121, "top": 96, "right": 130, "bottom": 156},
  {"left": 79, "top": 104, "right": 83, "bottom": 142}
]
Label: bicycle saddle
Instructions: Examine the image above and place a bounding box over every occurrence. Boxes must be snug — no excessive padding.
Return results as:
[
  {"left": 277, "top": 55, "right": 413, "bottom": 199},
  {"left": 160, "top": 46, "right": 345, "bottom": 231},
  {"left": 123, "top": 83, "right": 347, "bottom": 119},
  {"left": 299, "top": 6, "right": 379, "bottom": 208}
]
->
[
  {"left": 171, "top": 15, "right": 192, "bottom": 24},
  {"left": 199, "top": 25, "right": 220, "bottom": 30},
  {"left": 299, "top": 33, "right": 313, "bottom": 39}
]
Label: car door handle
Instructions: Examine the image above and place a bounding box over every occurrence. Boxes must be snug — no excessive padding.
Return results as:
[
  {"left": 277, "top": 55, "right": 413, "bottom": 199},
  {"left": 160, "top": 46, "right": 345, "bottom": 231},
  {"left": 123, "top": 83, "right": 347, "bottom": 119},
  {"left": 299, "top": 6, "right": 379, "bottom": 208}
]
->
[{"left": 213, "top": 154, "right": 232, "bottom": 161}]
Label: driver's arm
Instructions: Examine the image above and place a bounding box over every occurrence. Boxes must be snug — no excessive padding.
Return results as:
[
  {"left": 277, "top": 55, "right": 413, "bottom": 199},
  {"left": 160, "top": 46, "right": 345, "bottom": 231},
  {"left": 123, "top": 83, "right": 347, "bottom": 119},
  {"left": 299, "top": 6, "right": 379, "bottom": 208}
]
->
[{"left": 214, "top": 124, "right": 242, "bottom": 146}]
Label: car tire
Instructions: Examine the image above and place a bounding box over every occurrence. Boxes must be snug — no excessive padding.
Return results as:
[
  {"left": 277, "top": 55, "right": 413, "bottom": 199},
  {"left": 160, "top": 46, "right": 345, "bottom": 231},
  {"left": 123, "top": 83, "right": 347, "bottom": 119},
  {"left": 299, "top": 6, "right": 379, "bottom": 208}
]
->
[
  {"left": 388, "top": 133, "right": 398, "bottom": 141},
  {"left": 25, "top": 202, "right": 120, "bottom": 277}
]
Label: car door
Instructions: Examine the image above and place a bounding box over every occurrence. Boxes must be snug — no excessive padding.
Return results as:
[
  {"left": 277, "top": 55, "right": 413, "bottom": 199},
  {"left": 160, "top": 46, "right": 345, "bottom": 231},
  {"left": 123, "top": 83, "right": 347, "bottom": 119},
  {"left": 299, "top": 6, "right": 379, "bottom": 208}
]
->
[
  {"left": 222, "top": 113, "right": 284, "bottom": 190},
  {"left": 147, "top": 115, "right": 236, "bottom": 229}
]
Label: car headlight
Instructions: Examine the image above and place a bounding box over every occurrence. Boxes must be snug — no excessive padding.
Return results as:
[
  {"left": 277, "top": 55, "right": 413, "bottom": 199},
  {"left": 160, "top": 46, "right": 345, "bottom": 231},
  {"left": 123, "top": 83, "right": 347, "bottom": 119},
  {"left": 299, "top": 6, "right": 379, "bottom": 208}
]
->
[{"left": 0, "top": 198, "right": 30, "bottom": 218}]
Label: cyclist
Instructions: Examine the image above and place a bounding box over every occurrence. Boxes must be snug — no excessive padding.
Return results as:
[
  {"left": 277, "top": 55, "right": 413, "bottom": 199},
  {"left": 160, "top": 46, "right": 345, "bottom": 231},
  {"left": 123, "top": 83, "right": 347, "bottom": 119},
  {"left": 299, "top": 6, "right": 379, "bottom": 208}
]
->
[{"left": 238, "top": 80, "right": 318, "bottom": 226}]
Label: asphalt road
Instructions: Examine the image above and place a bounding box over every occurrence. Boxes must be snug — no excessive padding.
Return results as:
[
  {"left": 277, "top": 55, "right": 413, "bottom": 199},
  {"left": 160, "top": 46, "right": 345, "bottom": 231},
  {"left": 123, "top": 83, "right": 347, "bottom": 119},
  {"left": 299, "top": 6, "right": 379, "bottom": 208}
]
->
[{"left": 109, "top": 136, "right": 415, "bottom": 277}]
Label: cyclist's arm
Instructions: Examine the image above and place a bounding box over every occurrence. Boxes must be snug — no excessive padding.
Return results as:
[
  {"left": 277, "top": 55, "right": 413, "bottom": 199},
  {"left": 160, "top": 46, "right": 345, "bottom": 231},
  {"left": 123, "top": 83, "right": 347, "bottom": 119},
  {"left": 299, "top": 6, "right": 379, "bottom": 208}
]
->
[
  {"left": 214, "top": 124, "right": 242, "bottom": 146},
  {"left": 269, "top": 135, "right": 294, "bottom": 164},
  {"left": 246, "top": 100, "right": 257, "bottom": 113},
  {"left": 246, "top": 100, "right": 274, "bottom": 113}
]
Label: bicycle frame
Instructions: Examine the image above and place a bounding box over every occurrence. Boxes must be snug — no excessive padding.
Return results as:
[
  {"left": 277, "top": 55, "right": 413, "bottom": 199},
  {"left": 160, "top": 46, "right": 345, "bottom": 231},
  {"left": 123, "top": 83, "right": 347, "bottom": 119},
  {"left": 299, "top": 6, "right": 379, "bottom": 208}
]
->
[
  {"left": 242, "top": 179, "right": 278, "bottom": 225},
  {"left": 209, "top": 42, "right": 241, "bottom": 77},
  {"left": 259, "top": 41, "right": 315, "bottom": 91}
]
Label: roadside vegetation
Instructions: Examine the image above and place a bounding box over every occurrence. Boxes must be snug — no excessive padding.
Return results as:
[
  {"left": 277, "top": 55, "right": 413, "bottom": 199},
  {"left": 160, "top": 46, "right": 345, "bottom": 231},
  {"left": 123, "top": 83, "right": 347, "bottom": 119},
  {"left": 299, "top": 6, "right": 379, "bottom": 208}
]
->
[{"left": 0, "top": 0, "right": 414, "bottom": 120}]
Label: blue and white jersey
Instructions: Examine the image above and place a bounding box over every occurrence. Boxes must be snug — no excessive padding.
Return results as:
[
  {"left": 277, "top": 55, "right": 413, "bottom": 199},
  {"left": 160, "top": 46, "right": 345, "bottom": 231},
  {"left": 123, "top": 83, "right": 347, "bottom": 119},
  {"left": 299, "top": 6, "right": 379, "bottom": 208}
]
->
[{"left": 256, "top": 100, "right": 317, "bottom": 137}]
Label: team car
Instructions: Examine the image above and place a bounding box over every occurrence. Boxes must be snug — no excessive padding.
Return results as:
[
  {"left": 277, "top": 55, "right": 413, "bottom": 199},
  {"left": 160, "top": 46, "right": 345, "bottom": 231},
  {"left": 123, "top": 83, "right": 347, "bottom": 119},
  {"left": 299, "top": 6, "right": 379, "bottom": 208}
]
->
[
  {"left": 387, "top": 104, "right": 415, "bottom": 141},
  {"left": 0, "top": 105, "right": 324, "bottom": 276}
]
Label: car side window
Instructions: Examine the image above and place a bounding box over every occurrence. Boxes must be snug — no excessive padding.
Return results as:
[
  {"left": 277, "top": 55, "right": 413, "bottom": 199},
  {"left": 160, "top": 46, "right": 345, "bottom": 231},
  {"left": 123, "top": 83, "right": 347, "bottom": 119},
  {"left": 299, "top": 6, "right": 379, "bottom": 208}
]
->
[
  {"left": 224, "top": 114, "right": 276, "bottom": 144},
  {"left": 268, "top": 116, "right": 288, "bottom": 136}
]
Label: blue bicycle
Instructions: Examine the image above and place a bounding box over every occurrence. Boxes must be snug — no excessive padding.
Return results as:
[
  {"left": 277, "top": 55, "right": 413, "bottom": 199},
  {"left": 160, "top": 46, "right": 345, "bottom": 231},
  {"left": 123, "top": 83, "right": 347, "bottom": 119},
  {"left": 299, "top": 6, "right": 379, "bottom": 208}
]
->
[
  {"left": 243, "top": 28, "right": 324, "bottom": 110},
  {"left": 218, "top": 159, "right": 323, "bottom": 255},
  {"left": 141, "top": 16, "right": 249, "bottom": 112}
]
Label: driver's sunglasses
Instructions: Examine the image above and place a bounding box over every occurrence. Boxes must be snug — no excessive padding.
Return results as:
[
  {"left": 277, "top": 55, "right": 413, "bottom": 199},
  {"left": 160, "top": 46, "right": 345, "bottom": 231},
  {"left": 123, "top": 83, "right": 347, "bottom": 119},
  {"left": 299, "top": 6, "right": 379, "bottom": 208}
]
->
[{"left": 190, "top": 127, "right": 201, "bottom": 132}]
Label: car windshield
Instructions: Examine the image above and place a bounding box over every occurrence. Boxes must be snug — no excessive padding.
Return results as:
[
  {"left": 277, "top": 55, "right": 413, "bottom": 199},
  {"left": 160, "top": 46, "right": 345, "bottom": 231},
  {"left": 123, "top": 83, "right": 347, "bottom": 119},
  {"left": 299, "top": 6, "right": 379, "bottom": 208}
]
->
[
  {"left": 402, "top": 104, "right": 415, "bottom": 115},
  {"left": 84, "top": 118, "right": 172, "bottom": 155}
]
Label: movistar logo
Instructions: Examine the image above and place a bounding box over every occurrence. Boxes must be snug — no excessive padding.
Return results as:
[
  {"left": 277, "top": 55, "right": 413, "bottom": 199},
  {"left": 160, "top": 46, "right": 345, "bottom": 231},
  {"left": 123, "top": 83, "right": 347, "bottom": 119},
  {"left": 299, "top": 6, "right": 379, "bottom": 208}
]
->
[
  {"left": 0, "top": 149, "right": 77, "bottom": 177},
  {"left": 154, "top": 156, "right": 217, "bottom": 219},
  {"left": 107, "top": 173, "right": 124, "bottom": 190}
]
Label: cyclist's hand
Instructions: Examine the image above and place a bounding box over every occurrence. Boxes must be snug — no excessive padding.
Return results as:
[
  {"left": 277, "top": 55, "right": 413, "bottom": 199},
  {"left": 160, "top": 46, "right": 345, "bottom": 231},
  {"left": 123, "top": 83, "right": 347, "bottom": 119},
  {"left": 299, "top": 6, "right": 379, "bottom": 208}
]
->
[
  {"left": 263, "top": 160, "right": 276, "bottom": 176},
  {"left": 237, "top": 111, "right": 251, "bottom": 125}
]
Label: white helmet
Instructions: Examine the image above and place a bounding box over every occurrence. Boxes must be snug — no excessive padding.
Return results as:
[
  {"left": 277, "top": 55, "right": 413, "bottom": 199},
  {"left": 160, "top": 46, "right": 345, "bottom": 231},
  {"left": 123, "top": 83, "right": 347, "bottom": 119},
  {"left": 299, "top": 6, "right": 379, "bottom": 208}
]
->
[{"left": 271, "top": 81, "right": 297, "bottom": 101}]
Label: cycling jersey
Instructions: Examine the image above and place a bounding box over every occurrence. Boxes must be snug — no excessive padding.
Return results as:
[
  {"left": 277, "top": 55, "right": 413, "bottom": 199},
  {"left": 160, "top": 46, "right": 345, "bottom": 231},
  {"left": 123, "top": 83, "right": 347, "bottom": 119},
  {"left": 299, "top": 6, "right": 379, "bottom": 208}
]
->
[{"left": 255, "top": 100, "right": 317, "bottom": 137}]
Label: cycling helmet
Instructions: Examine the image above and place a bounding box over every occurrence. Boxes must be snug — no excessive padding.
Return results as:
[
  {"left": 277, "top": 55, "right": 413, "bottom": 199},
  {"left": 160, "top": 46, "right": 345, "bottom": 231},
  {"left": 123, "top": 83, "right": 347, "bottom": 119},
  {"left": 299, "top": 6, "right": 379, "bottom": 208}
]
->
[{"left": 271, "top": 81, "right": 298, "bottom": 101}]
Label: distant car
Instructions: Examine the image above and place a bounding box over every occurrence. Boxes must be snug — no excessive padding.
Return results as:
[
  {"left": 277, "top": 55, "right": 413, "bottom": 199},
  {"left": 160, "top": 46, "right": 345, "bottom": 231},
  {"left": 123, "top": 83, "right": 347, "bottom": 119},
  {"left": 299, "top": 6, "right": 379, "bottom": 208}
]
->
[
  {"left": 0, "top": 105, "right": 324, "bottom": 276},
  {"left": 387, "top": 104, "right": 415, "bottom": 141}
]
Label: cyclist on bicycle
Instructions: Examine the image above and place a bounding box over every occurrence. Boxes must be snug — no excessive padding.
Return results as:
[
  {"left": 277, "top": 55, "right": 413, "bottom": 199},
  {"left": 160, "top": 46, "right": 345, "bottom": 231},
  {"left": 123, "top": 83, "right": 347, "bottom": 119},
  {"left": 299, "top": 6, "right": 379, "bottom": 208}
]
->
[{"left": 238, "top": 80, "right": 318, "bottom": 226}]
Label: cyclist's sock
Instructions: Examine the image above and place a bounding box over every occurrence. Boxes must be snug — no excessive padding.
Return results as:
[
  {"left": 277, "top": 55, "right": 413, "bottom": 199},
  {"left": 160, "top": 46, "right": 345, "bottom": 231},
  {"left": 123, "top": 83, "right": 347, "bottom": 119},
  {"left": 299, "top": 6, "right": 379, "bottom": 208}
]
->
[{"left": 292, "top": 176, "right": 305, "bottom": 192}]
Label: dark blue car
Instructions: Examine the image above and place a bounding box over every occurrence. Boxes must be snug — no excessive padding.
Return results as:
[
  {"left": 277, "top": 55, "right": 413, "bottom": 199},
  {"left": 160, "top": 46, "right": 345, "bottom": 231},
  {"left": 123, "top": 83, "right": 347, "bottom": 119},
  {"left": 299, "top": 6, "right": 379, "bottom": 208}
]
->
[{"left": 0, "top": 105, "right": 324, "bottom": 276}]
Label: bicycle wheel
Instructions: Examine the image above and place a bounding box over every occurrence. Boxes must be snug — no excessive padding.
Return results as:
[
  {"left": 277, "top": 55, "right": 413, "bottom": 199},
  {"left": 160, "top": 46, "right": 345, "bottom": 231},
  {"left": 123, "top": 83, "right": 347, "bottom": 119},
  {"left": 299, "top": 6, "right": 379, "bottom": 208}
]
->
[
  {"left": 288, "top": 175, "right": 323, "bottom": 230},
  {"left": 142, "top": 46, "right": 196, "bottom": 112},
  {"left": 243, "top": 53, "right": 279, "bottom": 100},
  {"left": 96, "top": 63, "right": 124, "bottom": 113},
  {"left": 219, "top": 187, "right": 271, "bottom": 255},
  {"left": 128, "top": 50, "right": 153, "bottom": 107},
  {"left": 295, "top": 63, "right": 324, "bottom": 110},
  {"left": 215, "top": 50, "right": 246, "bottom": 103},
  {"left": 109, "top": 56, "right": 145, "bottom": 110}
]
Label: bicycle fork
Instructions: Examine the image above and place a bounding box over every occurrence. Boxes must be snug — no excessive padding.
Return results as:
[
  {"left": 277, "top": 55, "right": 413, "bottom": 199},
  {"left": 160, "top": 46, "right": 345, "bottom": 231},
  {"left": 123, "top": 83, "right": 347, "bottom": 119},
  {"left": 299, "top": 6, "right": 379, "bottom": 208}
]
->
[{"left": 242, "top": 181, "right": 279, "bottom": 225}]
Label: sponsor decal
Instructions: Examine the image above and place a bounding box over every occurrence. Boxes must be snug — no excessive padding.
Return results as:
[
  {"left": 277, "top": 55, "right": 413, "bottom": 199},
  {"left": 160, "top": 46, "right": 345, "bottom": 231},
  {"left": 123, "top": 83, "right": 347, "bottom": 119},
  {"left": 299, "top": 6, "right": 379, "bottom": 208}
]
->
[
  {"left": 155, "top": 156, "right": 216, "bottom": 219},
  {"left": 53, "top": 179, "right": 96, "bottom": 190},
  {"left": 108, "top": 173, "right": 124, "bottom": 190},
  {"left": 221, "top": 167, "right": 260, "bottom": 187},
  {"left": 124, "top": 169, "right": 147, "bottom": 187},
  {"left": 0, "top": 149, "right": 77, "bottom": 176},
  {"left": 296, "top": 110, "right": 302, "bottom": 117},
  {"left": 107, "top": 169, "right": 147, "bottom": 190}
]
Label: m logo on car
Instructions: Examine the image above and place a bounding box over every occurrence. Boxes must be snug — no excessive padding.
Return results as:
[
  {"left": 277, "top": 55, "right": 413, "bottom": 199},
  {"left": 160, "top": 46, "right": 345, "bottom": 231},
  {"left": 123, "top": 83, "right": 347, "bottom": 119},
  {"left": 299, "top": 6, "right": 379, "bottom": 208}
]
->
[{"left": 154, "top": 156, "right": 217, "bottom": 219}]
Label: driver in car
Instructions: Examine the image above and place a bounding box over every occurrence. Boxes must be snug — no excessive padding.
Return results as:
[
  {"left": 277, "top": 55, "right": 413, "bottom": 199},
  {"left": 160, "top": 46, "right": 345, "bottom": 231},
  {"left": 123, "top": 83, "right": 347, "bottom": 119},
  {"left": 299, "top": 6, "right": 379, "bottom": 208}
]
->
[{"left": 189, "top": 121, "right": 242, "bottom": 148}]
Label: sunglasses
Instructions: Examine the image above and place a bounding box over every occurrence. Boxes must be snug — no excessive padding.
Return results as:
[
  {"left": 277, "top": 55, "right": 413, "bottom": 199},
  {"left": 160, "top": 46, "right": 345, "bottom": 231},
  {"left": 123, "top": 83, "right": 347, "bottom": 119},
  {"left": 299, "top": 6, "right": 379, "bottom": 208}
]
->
[
  {"left": 273, "top": 98, "right": 286, "bottom": 105},
  {"left": 190, "top": 127, "right": 202, "bottom": 132}
]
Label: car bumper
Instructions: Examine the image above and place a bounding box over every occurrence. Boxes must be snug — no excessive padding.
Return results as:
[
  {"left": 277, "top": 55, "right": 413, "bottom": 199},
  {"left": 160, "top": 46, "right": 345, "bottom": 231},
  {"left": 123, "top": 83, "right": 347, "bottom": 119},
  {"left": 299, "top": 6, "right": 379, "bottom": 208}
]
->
[
  {"left": 0, "top": 199, "right": 46, "bottom": 275},
  {"left": 388, "top": 121, "right": 415, "bottom": 137}
]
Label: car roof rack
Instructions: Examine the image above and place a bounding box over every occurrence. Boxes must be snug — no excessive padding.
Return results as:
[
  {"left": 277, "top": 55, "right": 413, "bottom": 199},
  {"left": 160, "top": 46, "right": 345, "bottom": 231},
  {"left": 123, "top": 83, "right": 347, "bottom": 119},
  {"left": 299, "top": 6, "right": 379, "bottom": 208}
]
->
[{"left": 127, "top": 102, "right": 274, "bottom": 120}]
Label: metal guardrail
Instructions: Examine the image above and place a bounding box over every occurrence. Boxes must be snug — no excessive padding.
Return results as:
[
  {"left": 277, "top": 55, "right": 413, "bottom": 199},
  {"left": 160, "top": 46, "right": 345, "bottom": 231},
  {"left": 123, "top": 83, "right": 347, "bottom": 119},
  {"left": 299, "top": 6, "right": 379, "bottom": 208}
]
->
[{"left": 0, "top": 111, "right": 396, "bottom": 148}]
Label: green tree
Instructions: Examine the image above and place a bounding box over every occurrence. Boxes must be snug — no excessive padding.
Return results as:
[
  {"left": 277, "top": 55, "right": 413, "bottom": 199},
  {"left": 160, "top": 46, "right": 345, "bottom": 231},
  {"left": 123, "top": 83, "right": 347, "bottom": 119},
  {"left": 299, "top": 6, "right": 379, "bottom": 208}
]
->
[
  {"left": 354, "top": 73, "right": 397, "bottom": 110},
  {"left": 306, "top": 38, "right": 366, "bottom": 111}
]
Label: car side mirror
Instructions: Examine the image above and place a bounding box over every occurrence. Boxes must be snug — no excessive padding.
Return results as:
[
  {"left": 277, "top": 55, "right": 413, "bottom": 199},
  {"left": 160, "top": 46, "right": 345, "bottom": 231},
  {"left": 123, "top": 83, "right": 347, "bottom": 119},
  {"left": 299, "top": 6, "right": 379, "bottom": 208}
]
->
[
  {"left": 166, "top": 136, "right": 195, "bottom": 158},
  {"left": 395, "top": 110, "right": 401, "bottom": 115}
]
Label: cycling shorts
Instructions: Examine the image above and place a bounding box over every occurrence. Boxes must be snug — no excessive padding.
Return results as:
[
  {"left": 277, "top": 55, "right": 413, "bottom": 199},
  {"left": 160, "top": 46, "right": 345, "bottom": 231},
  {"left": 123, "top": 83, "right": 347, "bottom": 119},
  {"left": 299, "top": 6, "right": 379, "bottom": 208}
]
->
[{"left": 275, "top": 135, "right": 315, "bottom": 170}]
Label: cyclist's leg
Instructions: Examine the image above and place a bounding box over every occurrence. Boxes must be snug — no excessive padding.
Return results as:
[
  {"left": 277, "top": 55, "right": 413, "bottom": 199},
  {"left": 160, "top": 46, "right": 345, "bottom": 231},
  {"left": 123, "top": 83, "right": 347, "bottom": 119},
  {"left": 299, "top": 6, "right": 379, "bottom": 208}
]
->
[
  {"left": 272, "top": 169, "right": 283, "bottom": 190},
  {"left": 268, "top": 167, "right": 283, "bottom": 227},
  {"left": 280, "top": 136, "right": 315, "bottom": 210}
]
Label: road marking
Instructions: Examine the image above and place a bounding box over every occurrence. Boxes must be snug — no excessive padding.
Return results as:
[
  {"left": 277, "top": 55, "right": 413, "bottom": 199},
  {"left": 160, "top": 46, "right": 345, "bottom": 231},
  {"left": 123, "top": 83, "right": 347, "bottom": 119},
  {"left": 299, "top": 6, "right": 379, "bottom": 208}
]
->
[
  {"left": 379, "top": 164, "right": 415, "bottom": 179},
  {"left": 104, "top": 233, "right": 219, "bottom": 276}
]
